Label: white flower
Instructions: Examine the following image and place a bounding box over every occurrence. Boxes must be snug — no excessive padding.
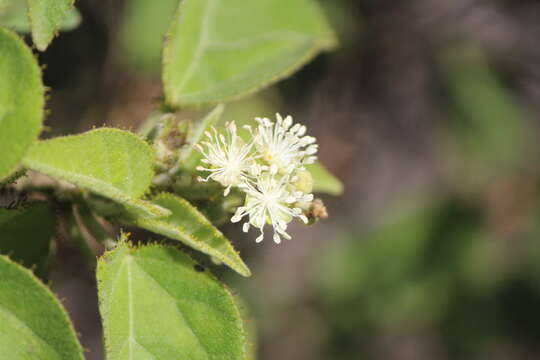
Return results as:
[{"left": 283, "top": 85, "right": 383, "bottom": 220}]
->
[
  {"left": 196, "top": 122, "right": 254, "bottom": 195},
  {"left": 195, "top": 113, "right": 320, "bottom": 244},
  {"left": 248, "top": 113, "right": 318, "bottom": 173},
  {"left": 230, "top": 171, "right": 313, "bottom": 244}
]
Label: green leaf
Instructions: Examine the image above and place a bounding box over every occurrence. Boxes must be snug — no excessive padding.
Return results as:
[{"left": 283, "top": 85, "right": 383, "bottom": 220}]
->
[
  {"left": 22, "top": 128, "right": 168, "bottom": 218},
  {"left": 0, "top": 1, "right": 80, "bottom": 33},
  {"left": 163, "top": 0, "right": 337, "bottom": 107},
  {"left": 306, "top": 162, "right": 343, "bottom": 195},
  {"left": 126, "top": 198, "right": 172, "bottom": 218},
  {"left": 0, "top": 254, "right": 84, "bottom": 359},
  {"left": 0, "top": 203, "right": 55, "bottom": 278},
  {"left": 97, "top": 243, "right": 247, "bottom": 360},
  {"left": 0, "top": 1, "right": 31, "bottom": 32},
  {"left": 131, "top": 193, "right": 251, "bottom": 277},
  {"left": 0, "top": 27, "right": 44, "bottom": 182},
  {"left": 27, "top": 0, "right": 78, "bottom": 51},
  {"left": 23, "top": 128, "right": 154, "bottom": 199}
]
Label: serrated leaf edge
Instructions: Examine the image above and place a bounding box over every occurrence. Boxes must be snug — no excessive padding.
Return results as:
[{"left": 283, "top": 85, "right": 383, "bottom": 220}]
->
[
  {"left": 96, "top": 242, "right": 247, "bottom": 359},
  {"left": 134, "top": 193, "right": 251, "bottom": 277},
  {"left": 162, "top": 0, "right": 337, "bottom": 108},
  {"left": 0, "top": 254, "right": 84, "bottom": 359},
  {"left": 27, "top": 0, "right": 77, "bottom": 51},
  {"left": 21, "top": 128, "right": 165, "bottom": 218},
  {"left": 0, "top": 27, "right": 45, "bottom": 182}
]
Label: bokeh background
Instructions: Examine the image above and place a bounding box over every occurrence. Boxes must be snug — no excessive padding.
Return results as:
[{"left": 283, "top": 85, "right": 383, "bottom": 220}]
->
[{"left": 27, "top": 0, "right": 540, "bottom": 359}]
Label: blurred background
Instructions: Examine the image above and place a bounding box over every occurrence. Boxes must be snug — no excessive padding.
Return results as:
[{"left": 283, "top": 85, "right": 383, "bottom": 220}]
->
[{"left": 20, "top": 0, "right": 540, "bottom": 359}]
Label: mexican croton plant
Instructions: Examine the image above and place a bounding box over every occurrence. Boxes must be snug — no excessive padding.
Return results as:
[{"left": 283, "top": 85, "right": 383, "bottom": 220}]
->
[{"left": 0, "top": 0, "right": 343, "bottom": 358}]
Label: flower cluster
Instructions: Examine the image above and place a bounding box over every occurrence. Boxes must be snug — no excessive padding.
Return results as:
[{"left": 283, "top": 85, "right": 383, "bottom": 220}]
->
[{"left": 196, "top": 114, "right": 317, "bottom": 243}]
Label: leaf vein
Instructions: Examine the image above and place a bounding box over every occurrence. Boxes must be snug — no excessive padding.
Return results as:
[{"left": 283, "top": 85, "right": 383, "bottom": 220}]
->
[
  {"left": 208, "top": 30, "right": 310, "bottom": 50},
  {"left": 176, "top": 0, "right": 219, "bottom": 92},
  {"left": 134, "top": 261, "right": 211, "bottom": 359}
]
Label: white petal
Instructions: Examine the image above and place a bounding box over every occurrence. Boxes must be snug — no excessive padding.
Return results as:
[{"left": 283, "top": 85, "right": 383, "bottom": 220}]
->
[
  {"left": 231, "top": 209, "right": 245, "bottom": 223},
  {"left": 283, "top": 115, "right": 293, "bottom": 128},
  {"left": 306, "top": 146, "right": 318, "bottom": 155}
]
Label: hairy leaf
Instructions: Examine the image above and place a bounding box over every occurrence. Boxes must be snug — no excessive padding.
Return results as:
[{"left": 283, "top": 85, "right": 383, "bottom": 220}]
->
[
  {"left": 0, "top": 1, "right": 80, "bottom": 33},
  {"left": 0, "top": 203, "right": 55, "bottom": 278},
  {"left": 97, "top": 243, "right": 247, "bottom": 360},
  {"left": 0, "top": 28, "right": 44, "bottom": 182},
  {"left": 306, "top": 162, "right": 343, "bottom": 195},
  {"left": 0, "top": 255, "right": 84, "bottom": 359},
  {"left": 163, "top": 0, "right": 336, "bottom": 106},
  {"left": 28, "top": 0, "right": 78, "bottom": 51},
  {"left": 132, "top": 193, "right": 251, "bottom": 277},
  {"left": 22, "top": 128, "right": 167, "bottom": 218}
]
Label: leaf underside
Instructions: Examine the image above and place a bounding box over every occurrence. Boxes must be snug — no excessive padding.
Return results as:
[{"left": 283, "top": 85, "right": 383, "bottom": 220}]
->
[
  {"left": 97, "top": 244, "right": 247, "bottom": 360},
  {"left": 163, "top": 0, "right": 337, "bottom": 107},
  {"left": 133, "top": 193, "right": 251, "bottom": 277}
]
